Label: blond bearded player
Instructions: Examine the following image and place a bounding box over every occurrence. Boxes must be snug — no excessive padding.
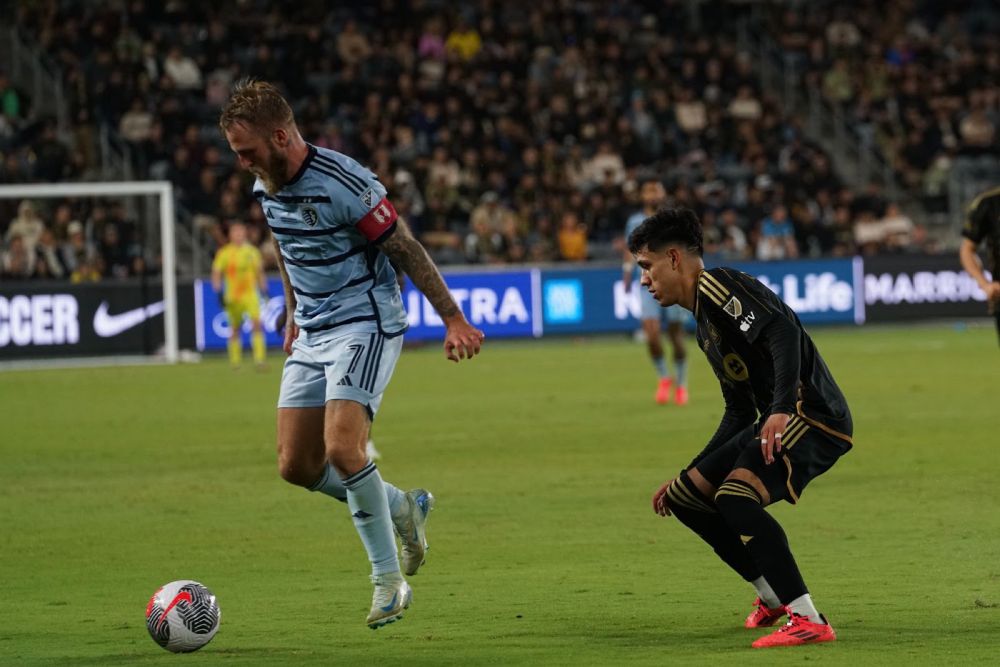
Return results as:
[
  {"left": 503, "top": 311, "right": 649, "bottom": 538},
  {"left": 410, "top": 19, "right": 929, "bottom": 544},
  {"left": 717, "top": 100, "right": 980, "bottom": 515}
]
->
[{"left": 220, "top": 79, "right": 484, "bottom": 629}]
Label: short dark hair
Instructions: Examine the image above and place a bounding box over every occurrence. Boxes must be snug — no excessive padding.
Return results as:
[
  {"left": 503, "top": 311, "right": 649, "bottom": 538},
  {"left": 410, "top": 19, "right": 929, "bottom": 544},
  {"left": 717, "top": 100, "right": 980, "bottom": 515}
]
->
[{"left": 627, "top": 207, "right": 703, "bottom": 256}]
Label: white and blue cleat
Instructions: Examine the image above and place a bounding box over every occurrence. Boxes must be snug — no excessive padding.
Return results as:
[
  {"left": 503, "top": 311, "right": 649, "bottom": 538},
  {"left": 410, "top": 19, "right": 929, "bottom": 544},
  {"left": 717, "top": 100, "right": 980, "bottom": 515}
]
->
[
  {"left": 394, "top": 489, "right": 435, "bottom": 576},
  {"left": 366, "top": 572, "right": 412, "bottom": 629}
]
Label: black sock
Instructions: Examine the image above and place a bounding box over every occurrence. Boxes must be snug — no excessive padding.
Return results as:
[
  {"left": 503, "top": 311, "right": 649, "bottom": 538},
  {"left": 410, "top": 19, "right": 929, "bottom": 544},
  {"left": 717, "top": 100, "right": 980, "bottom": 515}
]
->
[
  {"left": 714, "top": 480, "right": 808, "bottom": 604},
  {"left": 664, "top": 474, "right": 761, "bottom": 582}
]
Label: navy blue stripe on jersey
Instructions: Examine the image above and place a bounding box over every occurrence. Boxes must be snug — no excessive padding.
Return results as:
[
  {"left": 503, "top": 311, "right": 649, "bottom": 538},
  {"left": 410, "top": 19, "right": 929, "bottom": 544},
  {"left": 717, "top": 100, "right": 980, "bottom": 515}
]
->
[
  {"left": 313, "top": 154, "right": 368, "bottom": 192},
  {"left": 292, "top": 272, "right": 375, "bottom": 299},
  {"left": 309, "top": 162, "right": 363, "bottom": 196},
  {"left": 254, "top": 192, "right": 332, "bottom": 204},
  {"left": 301, "top": 314, "right": 378, "bottom": 332},
  {"left": 268, "top": 223, "right": 350, "bottom": 237},
  {"left": 284, "top": 144, "right": 316, "bottom": 187},
  {"left": 366, "top": 289, "right": 408, "bottom": 338},
  {"left": 281, "top": 244, "right": 366, "bottom": 267}
]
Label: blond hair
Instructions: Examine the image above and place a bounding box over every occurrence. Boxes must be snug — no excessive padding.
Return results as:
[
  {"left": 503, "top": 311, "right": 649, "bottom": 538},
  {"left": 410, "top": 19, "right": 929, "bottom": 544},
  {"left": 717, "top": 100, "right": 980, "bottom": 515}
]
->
[{"left": 219, "top": 78, "right": 294, "bottom": 134}]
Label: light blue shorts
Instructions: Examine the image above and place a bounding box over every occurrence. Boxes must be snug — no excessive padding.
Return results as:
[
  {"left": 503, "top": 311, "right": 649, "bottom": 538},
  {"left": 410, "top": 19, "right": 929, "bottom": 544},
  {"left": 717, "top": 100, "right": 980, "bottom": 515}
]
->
[
  {"left": 278, "top": 327, "right": 403, "bottom": 419},
  {"left": 639, "top": 289, "right": 691, "bottom": 325}
]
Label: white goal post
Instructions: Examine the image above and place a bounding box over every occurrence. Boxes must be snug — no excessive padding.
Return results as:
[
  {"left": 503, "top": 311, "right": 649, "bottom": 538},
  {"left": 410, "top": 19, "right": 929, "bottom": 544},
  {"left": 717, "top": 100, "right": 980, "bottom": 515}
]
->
[{"left": 0, "top": 180, "right": 178, "bottom": 364}]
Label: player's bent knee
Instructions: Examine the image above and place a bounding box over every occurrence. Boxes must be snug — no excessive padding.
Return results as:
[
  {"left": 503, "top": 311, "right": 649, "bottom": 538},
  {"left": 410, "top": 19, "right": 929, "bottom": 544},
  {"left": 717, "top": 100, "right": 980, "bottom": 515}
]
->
[
  {"left": 725, "top": 468, "right": 771, "bottom": 505},
  {"left": 277, "top": 456, "right": 320, "bottom": 487},
  {"left": 664, "top": 473, "right": 717, "bottom": 515},
  {"left": 714, "top": 480, "right": 764, "bottom": 528},
  {"left": 276, "top": 445, "right": 324, "bottom": 487}
]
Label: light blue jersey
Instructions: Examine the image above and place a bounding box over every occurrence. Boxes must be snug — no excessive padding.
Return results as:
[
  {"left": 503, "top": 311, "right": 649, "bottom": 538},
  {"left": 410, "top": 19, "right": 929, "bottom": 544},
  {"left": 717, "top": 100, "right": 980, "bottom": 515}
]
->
[
  {"left": 624, "top": 210, "right": 646, "bottom": 248},
  {"left": 255, "top": 145, "right": 407, "bottom": 337}
]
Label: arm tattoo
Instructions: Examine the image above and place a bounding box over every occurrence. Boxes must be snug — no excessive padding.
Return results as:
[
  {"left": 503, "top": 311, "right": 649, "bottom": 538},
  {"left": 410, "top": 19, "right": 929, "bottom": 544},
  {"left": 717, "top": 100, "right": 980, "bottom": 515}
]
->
[{"left": 380, "top": 220, "right": 459, "bottom": 319}]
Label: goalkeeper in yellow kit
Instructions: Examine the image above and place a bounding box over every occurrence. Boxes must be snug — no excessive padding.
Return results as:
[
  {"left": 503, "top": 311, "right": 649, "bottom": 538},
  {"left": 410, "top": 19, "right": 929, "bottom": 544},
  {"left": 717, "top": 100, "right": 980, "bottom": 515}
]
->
[{"left": 211, "top": 222, "right": 267, "bottom": 368}]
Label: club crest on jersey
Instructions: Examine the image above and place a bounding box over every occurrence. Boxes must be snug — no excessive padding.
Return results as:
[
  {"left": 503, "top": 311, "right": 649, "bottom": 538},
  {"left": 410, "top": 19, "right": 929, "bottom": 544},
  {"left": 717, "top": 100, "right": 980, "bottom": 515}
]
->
[
  {"left": 301, "top": 205, "right": 319, "bottom": 227},
  {"left": 722, "top": 353, "right": 749, "bottom": 382},
  {"left": 360, "top": 188, "right": 375, "bottom": 208},
  {"left": 723, "top": 296, "right": 743, "bottom": 319}
]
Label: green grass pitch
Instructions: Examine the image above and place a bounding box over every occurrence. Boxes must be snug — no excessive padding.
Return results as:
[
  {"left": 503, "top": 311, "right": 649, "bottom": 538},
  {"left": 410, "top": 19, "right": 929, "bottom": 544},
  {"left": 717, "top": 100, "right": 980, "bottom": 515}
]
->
[{"left": 2, "top": 323, "right": 998, "bottom": 666}]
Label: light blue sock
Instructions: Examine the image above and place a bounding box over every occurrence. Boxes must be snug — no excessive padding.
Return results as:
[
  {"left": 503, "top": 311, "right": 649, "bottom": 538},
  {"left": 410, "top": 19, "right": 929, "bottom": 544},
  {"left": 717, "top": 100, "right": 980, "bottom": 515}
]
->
[
  {"left": 343, "top": 462, "right": 399, "bottom": 575},
  {"left": 652, "top": 356, "right": 669, "bottom": 379},
  {"left": 675, "top": 358, "right": 689, "bottom": 387},
  {"left": 309, "top": 463, "right": 348, "bottom": 502},
  {"left": 309, "top": 462, "right": 406, "bottom": 520}
]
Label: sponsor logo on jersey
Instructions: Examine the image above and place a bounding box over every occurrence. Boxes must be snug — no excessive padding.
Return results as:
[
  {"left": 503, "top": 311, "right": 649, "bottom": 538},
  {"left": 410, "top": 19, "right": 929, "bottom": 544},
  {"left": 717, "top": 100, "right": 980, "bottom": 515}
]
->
[
  {"left": 723, "top": 296, "right": 743, "bottom": 319},
  {"left": 739, "top": 311, "right": 756, "bottom": 332}
]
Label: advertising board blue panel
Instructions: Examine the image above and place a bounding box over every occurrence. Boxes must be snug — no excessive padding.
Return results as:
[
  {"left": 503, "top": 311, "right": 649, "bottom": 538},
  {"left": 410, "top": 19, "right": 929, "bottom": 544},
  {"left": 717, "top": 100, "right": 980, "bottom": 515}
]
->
[
  {"left": 195, "top": 259, "right": 861, "bottom": 349},
  {"left": 720, "top": 257, "right": 863, "bottom": 325},
  {"left": 196, "top": 271, "right": 539, "bottom": 349},
  {"left": 539, "top": 257, "right": 862, "bottom": 335},
  {"left": 539, "top": 267, "right": 638, "bottom": 334},
  {"left": 194, "top": 278, "right": 286, "bottom": 351},
  {"left": 401, "top": 270, "right": 538, "bottom": 341}
]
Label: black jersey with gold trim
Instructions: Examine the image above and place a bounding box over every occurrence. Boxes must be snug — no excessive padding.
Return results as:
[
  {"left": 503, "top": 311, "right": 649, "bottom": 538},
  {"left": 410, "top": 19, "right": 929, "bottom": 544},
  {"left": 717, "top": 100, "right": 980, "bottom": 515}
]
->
[
  {"left": 962, "top": 186, "right": 1000, "bottom": 277},
  {"left": 695, "top": 267, "right": 852, "bottom": 439}
]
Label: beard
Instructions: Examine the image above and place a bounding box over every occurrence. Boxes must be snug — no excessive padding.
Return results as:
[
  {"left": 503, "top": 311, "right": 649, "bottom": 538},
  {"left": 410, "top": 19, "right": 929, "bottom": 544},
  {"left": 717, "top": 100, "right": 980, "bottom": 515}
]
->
[{"left": 255, "top": 147, "right": 289, "bottom": 194}]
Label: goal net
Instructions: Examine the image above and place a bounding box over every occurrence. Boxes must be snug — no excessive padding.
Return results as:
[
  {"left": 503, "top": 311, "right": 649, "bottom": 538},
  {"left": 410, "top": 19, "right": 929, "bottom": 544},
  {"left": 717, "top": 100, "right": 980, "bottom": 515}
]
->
[{"left": 0, "top": 181, "right": 179, "bottom": 366}]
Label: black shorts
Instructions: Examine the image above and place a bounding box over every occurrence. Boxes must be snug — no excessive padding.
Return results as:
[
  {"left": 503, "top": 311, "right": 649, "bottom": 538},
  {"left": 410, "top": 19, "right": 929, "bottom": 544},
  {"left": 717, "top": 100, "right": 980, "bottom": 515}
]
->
[{"left": 685, "top": 415, "right": 852, "bottom": 504}]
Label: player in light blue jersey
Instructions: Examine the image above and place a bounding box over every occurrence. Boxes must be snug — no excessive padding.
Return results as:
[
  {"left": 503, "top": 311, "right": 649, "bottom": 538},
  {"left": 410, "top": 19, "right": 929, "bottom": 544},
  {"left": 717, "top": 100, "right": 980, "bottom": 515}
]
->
[
  {"left": 220, "top": 80, "right": 485, "bottom": 630},
  {"left": 623, "top": 177, "right": 691, "bottom": 405}
]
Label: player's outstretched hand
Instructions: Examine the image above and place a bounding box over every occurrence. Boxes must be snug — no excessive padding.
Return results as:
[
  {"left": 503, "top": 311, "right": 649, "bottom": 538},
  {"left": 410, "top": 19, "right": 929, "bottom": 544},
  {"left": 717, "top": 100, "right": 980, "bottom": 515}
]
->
[
  {"left": 759, "top": 412, "right": 791, "bottom": 465},
  {"left": 985, "top": 281, "right": 1000, "bottom": 306},
  {"left": 443, "top": 315, "right": 485, "bottom": 363},
  {"left": 652, "top": 478, "right": 675, "bottom": 517}
]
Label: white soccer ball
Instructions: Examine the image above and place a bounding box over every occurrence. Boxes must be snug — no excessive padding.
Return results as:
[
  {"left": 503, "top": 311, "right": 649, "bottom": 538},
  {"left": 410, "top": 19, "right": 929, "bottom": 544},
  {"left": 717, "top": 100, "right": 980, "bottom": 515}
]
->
[{"left": 145, "top": 580, "right": 221, "bottom": 653}]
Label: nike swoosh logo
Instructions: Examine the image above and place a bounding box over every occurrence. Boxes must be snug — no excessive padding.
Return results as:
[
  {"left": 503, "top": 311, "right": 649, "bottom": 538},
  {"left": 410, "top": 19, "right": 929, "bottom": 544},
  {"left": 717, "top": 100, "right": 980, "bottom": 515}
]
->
[
  {"left": 156, "top": 590, "right": 192, "bottom": 629},
  {"left": 380, "top": 592, "right": 398, "bottom": 613},
  {"left": 93, "top": 300, "right": 165, "bottom": 338}
]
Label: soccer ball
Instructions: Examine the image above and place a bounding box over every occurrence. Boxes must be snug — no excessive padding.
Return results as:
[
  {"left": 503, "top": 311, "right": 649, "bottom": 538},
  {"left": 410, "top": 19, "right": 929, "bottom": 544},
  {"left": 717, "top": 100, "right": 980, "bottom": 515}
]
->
[{"left": 145, "top": 580, "right": 221, "bottom": 652}]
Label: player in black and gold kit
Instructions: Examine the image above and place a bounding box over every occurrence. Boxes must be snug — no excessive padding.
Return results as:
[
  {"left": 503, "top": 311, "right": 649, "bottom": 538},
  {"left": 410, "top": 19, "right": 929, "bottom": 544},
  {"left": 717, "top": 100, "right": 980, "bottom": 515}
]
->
[
  {"left": 628, "top": 208, "right": 852, "bottom": 649},
  {"left": 959, "top": 186, "right": 1000, "bottom": 344}
]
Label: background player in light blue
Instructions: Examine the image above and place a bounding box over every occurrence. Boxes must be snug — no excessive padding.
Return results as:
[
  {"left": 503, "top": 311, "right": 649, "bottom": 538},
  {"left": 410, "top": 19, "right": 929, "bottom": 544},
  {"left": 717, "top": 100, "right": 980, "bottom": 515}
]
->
[
  {"left": 220, "top": 80, "right": 485, "bottom": 630},
  {"left": 622, "top": 177, "right": 691, "bottom": 405}
]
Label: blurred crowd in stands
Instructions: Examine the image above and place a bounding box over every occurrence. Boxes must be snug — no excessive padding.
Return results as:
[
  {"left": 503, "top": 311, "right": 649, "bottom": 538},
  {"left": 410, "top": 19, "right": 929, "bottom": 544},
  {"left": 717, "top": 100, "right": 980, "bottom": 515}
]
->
[
  {"left": 770, "top": 1, "right": 999, "bottom": 212},
  {"left": 2, "top": 0, "right": 993, "bottom": 282}
]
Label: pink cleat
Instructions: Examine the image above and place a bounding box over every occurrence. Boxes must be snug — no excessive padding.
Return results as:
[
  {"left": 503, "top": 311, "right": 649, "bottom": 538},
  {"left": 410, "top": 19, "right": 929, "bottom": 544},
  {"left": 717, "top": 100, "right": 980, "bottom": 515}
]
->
[
  {"left": 675, "top": 386, "right": 689, "bottom": 405},
  {"left": 655, "top": 378, "right": 673, "bottom": 404}
]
